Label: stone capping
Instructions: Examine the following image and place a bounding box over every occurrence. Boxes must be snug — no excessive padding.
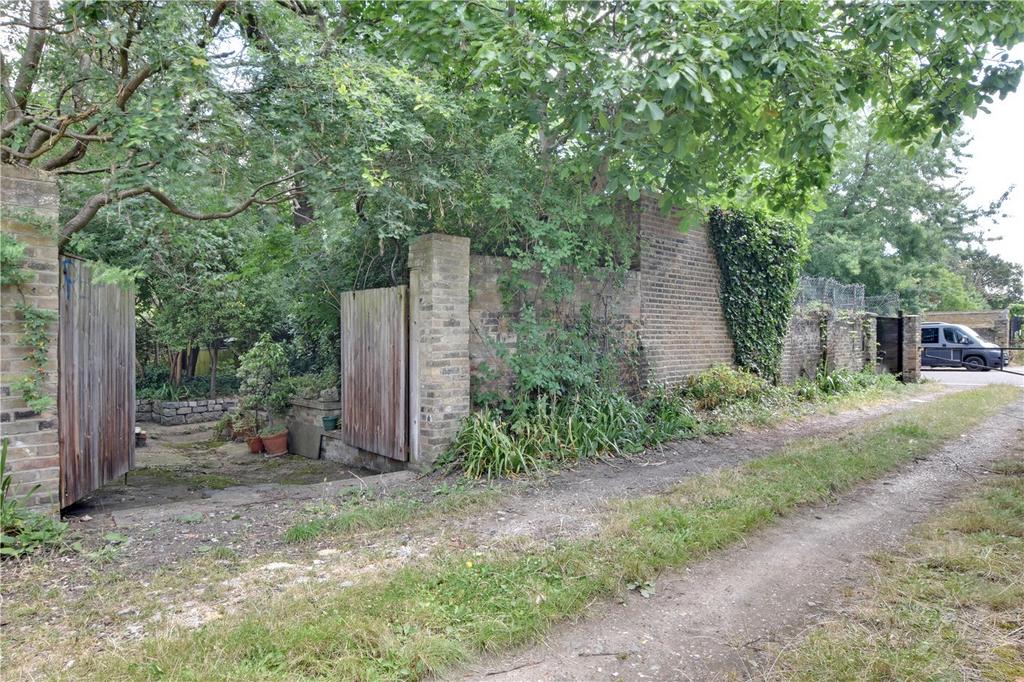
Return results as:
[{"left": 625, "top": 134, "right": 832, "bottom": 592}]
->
[{"left": 290, "top": 397, "right": 342, "bottom": 410}]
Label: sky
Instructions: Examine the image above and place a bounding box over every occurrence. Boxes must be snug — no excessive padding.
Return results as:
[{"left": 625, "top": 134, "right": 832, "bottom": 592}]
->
[{"left": 960, "top": 45, "right": 1024, "bottom": 269}]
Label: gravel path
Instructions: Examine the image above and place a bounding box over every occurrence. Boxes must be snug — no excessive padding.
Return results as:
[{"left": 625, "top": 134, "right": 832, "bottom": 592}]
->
[{"left": 455, "top": 399, "right": 1024, "bottom": 681}]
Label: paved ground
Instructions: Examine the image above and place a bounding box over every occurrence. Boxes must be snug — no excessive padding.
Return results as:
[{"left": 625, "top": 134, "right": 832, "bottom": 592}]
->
[
  {"left": 923, "top": 365, "right": 1024, "bottom": 387},
  {"left": 454, "top": 401, "right": 1024, "bottom": 681}
]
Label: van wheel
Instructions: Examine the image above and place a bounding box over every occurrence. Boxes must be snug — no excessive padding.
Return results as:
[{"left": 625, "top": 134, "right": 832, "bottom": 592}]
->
[{"left": 963, "top": 355, "right": 986, "bottom": 371}]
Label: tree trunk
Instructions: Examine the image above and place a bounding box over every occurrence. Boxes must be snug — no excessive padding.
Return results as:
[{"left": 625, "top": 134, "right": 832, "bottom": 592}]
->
[
  {"left": 169, "top": 350, "right": 183, "bottom": 385},
  {"left": 186, "top": 345, "right": 200, "bottom": 379},
  {"left": 208, "top": 344, "right": 219, "bottom": 399}
]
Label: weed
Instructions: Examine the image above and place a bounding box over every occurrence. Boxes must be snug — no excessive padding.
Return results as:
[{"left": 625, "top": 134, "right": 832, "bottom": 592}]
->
[
  {"left": 1, "top": 438, "right": 67, "bottom": 558},
  {"left": 71, "top": 385, "right": 1020, "bottom": 680}
]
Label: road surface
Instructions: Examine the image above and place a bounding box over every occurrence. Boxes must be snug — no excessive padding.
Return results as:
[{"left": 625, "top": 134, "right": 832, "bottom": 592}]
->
[{"left": 923, "top": 365, "right": 1024, "bottom": 387}]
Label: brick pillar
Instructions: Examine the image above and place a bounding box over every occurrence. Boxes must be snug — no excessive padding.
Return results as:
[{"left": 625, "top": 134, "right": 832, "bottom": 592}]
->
[
  {"left": 1, "top": 165, "right": 60, "bottom": 510},
  {"left": 900, "top": 314, "right": 921, "bottom": 383},
  {"left": 408, "top": 233, "right": 471, "bottom": 470},
  {"left": 994, "top": 310, "right": 1010, "bottom": 349}
]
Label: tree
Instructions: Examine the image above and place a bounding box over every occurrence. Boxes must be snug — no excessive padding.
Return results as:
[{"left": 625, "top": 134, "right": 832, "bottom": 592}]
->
[
  {"left": 805, "top": 117, "right": 1017, "bottom": 311},
  {"left": 3, "top": 0, "right": 1023, "bottom": 245},
  {"left": 955, "top": 249, "right": 1024, "bottom": 309}
]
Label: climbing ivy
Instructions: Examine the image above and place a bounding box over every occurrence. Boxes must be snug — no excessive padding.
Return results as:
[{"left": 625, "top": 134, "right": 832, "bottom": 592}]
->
[
  {"left": 0, "top": 234, "right": 57, "bottom": 413},
  {"left": 708, "top": 207, "right": 807, "bottom": 382}
]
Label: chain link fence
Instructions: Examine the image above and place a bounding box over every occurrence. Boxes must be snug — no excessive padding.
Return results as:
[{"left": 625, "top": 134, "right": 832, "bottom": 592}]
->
[{"left": 794, "top": 276, "right": 900, "bottom": 316}]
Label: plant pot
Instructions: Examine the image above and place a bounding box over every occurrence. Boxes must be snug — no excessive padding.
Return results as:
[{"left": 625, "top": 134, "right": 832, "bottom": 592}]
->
[
  {"left": 322, "top": 415, "right": 339, "bottom": 431},
  {"left": 246, "top": 435, "right": 264, "bottom": 454},
  {"left": 262, "top": 429, "right": 288, "bottom": 457}
]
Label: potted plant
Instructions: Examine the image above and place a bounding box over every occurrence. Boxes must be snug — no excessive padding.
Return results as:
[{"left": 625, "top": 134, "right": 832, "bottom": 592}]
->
[{"left": 237, "top": 334, "right": 290, "bottom": 457}]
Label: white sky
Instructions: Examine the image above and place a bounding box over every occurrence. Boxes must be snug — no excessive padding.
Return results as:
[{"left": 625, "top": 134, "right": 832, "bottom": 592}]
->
[{"left": 961, "top": 45, "right": 1024, "bottom": 269}]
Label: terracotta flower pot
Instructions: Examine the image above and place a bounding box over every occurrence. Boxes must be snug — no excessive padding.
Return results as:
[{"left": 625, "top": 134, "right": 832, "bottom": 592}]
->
[
  {"left": 262, "top": 429, "right": 288, "bottom": 457},
  {"left": 246, "top": 435, "right": 264, "bottom": 454}
]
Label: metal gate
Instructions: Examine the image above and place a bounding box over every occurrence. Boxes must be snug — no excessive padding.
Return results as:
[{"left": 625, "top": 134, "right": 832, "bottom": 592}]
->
[
  {"left": 58, "top": 256, "right": 135, "bottom": 507},
  {"left": 876, "top": 315, "right": 902, "bottom": 376},
  {"left": 339, "top": 286, "right": 408, "bottom": 461}
]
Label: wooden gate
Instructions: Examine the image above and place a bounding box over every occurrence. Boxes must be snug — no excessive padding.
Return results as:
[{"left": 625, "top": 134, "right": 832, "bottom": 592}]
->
[
  {"left": 59, "top": 256, "right": 135, "bottom": 507},
  {"left": 339, "top": 286, "right": 408, "bottom": 461}
]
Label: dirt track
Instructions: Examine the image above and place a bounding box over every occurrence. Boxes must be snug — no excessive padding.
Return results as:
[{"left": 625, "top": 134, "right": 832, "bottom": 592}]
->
[{"left": 455, "top": 399, "right": 1024, "bottom": 681}]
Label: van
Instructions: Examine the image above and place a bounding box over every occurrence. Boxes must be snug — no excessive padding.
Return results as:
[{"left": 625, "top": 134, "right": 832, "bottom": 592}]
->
[{"left": 920, "top": 322, "right": 1008, "bottom": 370}]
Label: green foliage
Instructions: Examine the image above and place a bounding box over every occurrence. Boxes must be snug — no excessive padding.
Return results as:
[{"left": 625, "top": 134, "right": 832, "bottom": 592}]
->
[
  {"left": 10, "top": 304, "right": 58, "bottom": 413},
  {"left": 237, "top": 334, "right": 289, "bottom": 428},
  {"left": 136, "top": 366, "right": 240, "bottom": 401},
  {"left": 0, "top": 233, "right": 31, "bottom": 288},
  {"left": 1, "top": 439, "right": 67, "bottom": 559},
  {"left": 449, "top": 389, "right": 696, "bottom": 479},
  {"left": 1, "top": 234, "right": 57, "bottom": 413},
  {"left": 450, "top": 411, "right": 538, "bottom": 480},
  {"left": 805, "top": 118, "right": 1021, "bottom": 312},
  {"left": 682, "top": 364, "right": 780, "bottom": 411},
  {"left": 708, "top": 208, "right": 807, "bottom": 380}
]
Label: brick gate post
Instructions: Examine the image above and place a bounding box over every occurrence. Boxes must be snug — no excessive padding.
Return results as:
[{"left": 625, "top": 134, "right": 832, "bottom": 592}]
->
[
  {"left": 408, "top": 233, "right": 471, "bottom": 470},
  {"left": 0, "top": 165, "right": 61, "bottom": 510}
]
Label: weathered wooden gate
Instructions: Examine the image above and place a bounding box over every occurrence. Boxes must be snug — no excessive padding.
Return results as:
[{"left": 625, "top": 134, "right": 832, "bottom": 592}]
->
[
  {"left": 58, "top": 256, "right": 135, "bottom": 507},
  {"left": 339, "top": 286, "right": 408, "bottom": 461}
]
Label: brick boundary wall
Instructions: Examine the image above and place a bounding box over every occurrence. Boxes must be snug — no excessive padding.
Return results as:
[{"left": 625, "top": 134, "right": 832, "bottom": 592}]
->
[
  {"left": 633, "top": 196, "right": 735, "bottom": 387},
  {"left": 920, "top": 310, "right": 1010, "bottom": 347},
  {"left": 0, "top": 165, "right": 60, "bottom": 510},
  {"left": 468, "top": 255, "right": 643, "bottom": 403}
]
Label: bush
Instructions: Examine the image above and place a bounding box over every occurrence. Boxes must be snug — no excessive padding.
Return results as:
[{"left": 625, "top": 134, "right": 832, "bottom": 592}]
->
[
  {"left": 1, "top": 439, "right": 67, "bottom": 559},
  {"left": 448, "top": 388, "right": 698, "bottom": 478},
  {"left": 682, "top": 364, "right": 779, "bottom": 410},
  {"left": 450, "top": 411, "right": 537, "bottom": 479}
]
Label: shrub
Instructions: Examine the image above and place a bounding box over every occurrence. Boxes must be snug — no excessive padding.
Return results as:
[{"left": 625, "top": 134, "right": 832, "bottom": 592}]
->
[
  {"left": 237, "top": 334, "right": 289, "bottom": 432},
  {"left": 1, "top": 439, "right": 67, "bottom": 559},
  {"left": 682, "top": 364, "right": 779, "bottom": 410},
  {"left": 451, "top": 411, "right": 537, "bottom": 479}
]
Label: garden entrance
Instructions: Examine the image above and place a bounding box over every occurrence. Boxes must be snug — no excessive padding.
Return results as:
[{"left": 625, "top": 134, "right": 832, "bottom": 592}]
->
[{"left": 338, "top": 285, "right": 409, "bottom": 462}]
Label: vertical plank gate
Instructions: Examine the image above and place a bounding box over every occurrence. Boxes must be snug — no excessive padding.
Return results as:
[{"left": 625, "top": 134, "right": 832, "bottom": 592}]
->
[
  {"left": 339, "top": 286, "right": 408, "bottom": 461},
  {"left": 59, "top": 256, "right": 135, "bottom": 507}
]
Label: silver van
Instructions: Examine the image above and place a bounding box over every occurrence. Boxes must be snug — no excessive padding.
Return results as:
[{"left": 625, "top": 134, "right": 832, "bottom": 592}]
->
[{"left": 920, "top": 322, "right": 1008, "bottom": 370}]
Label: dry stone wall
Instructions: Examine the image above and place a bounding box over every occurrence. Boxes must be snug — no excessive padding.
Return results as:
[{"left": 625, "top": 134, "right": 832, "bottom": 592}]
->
[{"left": 136, "top": 398, "right": 236, "bottom": 425}]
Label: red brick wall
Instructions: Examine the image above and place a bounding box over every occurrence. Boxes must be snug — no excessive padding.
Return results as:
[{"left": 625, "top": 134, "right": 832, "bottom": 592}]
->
[{"left": 635, "top": 196, "right": 734, "bottom": 387}]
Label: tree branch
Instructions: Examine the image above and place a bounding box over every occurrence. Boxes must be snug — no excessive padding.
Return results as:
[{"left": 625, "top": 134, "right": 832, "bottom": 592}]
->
[
  {"left": 59, "top": 171, "right": 307, "bottom": 242},
  {"left": 11, "top": 0, "right": 50, "bottom": 113}
]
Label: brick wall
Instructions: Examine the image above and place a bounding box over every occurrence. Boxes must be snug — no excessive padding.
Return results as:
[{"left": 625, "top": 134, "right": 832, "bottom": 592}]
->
[
  {"left": 0, "top": 165, "right": 60, "bottom": 510},
  {"left": 635, "top": 196, "right": 734, "bottom": 386},
  {"left": 901, "top": 315, "right": 922, "bottom": 383},
  {"left": 920, "top": 310, "right": 1010, "bottom": 347},
  {"left": 780, "top": 313, "right": 823, "bottom": 383},
  {"left": 408, "top": 234, "right": 471, "bottom": 469},
  {"left": 468, "top": 255, "right": 642, "bottom": 402}
]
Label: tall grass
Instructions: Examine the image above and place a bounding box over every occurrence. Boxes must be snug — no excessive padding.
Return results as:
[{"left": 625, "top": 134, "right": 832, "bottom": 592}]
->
[{"left": 448, "top": 365, "right": 902, "bottom": 479}]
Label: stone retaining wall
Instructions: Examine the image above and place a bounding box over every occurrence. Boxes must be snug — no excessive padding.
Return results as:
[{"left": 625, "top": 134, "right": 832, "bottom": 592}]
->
[{"left": 136, "top": 397, "right": 237, "bottom": 425}]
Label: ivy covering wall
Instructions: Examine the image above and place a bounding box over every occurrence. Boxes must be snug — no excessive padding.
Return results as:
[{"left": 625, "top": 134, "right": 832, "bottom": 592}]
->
[{"left": 708, "top": 207, "right": 807, "bottom": 381}]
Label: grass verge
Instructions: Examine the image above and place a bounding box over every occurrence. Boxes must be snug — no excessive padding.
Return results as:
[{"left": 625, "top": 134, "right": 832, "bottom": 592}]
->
[
  {"left": 772, "top": 455, "right": 1024, "bottom": 681},
  {"left": 71, "top": 384, "right": 1020, "bottom": 680}
]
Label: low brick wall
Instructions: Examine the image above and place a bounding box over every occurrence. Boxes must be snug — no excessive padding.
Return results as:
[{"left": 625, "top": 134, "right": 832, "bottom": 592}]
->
[
  {"left": 780, "top": 310, "right": 877, "bottom": 384},
  {"left": 138, "top": 397, "right": 237, "bottom": 425},
  {"left": 286, "top": 396, "right": 341, "bottom": 459}
]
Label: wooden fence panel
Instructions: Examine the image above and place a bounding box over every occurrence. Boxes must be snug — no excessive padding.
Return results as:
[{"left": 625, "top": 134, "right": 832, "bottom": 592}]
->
[
  {"left": 339, "top": 286, "right": 408, "bottom": 461},
  {"left": 59, "top": 257, "right": 135, "bottom": 507}
]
